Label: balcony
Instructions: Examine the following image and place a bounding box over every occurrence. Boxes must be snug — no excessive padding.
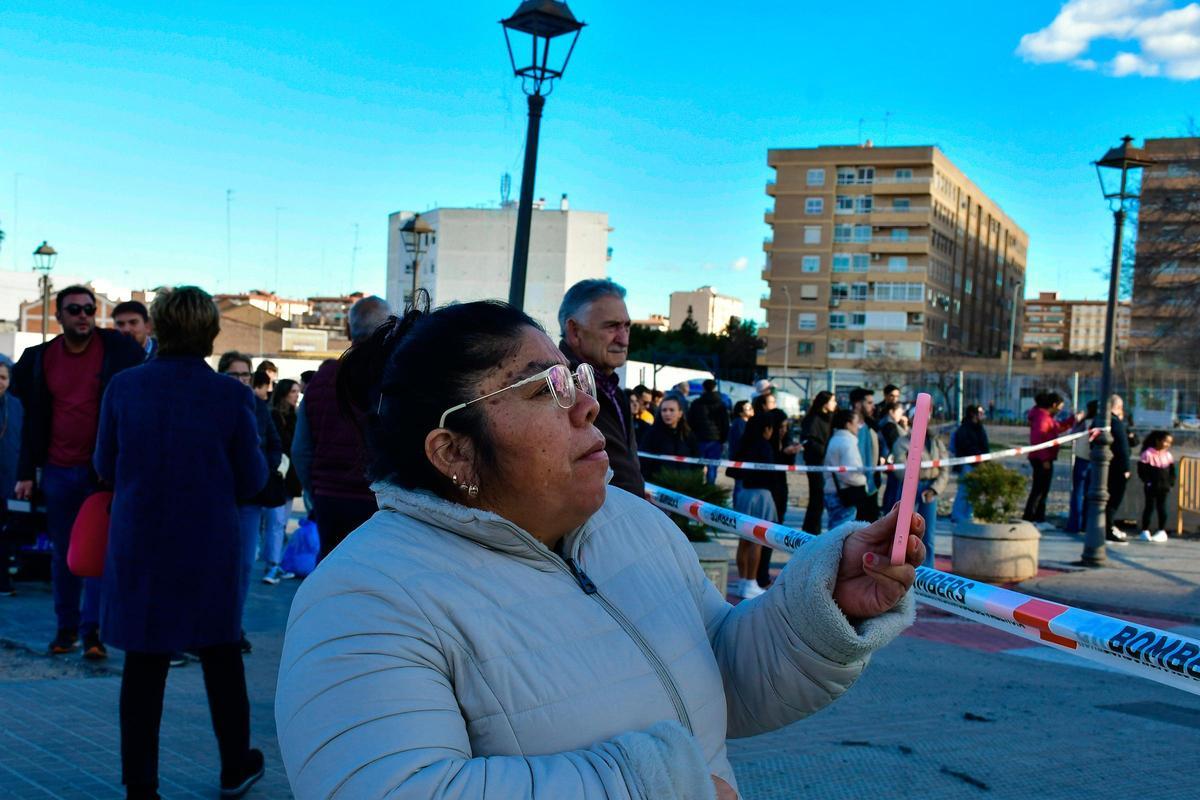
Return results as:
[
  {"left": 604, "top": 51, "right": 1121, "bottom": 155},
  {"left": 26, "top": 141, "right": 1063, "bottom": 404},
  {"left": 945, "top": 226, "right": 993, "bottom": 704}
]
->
[
  {"left": 766, "top": 180, "right": 776, "bottom": 196},
  {"left": 870, "top": 205, "right": 931, "bottom": 224},
  {"left": 764, "top": 207, "right": 774, "bottom": 224},
  {"left": 868, "top": 235, "right": 928, "bottom": 253},
  {"left": 763, "top": 236, "right": 773, "bottom": 252},
  {"left": 873, "top": 176, "right": 932, "bottom": 193}
]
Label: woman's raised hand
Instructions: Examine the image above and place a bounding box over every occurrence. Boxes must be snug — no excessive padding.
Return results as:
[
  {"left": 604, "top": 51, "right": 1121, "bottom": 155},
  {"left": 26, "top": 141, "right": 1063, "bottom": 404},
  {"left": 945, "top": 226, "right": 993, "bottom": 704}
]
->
[{"left": 832, "top": 504, "right": 925, "bottom": 622}]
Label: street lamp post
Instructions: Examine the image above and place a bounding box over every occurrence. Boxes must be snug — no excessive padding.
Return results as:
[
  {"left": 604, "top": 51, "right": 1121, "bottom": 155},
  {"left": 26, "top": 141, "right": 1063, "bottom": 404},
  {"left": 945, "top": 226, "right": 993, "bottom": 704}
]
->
[
  {"left": 1082, "top": 136, "right": 1152, "bottom": 567},
  {"left": 500, "top": 0, "right": 585, "bottom": 311},
  {"left": 32, "top": 241, "right": 57, "bottom": 344},
  {"left": 781, "top": 284, "right": 792, "bottom": 386},
  {"left": 400, "top": 214, "right": 434, "bottom": 307},
  {"left": 1005, "top": 277, "right": 1023, "bottom": 410}
]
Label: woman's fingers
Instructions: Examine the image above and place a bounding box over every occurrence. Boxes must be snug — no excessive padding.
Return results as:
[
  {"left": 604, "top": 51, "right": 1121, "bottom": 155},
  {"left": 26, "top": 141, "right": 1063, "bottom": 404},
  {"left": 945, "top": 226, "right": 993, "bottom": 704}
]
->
[
  {"left": 906, "top": 529, "right": 927, "bottom": 566},
  {"left": 863, "top": 553, "right": 915, "bottom": 599}
]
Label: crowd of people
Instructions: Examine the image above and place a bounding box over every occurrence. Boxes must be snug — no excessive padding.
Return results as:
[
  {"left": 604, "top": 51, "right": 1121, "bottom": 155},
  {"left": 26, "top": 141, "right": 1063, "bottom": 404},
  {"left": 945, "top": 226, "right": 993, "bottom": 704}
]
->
[{"left": 0, "top": 274, "right": 1182, "bottom": 799}]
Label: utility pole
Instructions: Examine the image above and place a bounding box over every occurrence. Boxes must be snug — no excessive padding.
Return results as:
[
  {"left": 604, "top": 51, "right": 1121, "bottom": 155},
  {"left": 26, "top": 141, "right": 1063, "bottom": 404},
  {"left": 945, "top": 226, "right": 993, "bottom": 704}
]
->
[
  {"left": 225, "top": 189, "right": 234, "bottom": 290},
  {"left": 1006, "top": 278, "right": 1023, "bottom": 410}
]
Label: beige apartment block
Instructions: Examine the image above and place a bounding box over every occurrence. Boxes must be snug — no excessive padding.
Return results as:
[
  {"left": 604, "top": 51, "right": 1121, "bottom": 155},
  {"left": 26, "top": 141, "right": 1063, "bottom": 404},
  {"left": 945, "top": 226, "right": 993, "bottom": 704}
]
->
[
  {"left": 1131, "top": 137, "right": 1200, "bottom": 356},
  {"left": 669, "top": 286, "right": 744, "bottom": 334},
  {"left": 759, "top": 143, "right": 1028, "bottom": 373},
  {"left": 1022, "top": 291, "right": 1130, "bottom": 354}
]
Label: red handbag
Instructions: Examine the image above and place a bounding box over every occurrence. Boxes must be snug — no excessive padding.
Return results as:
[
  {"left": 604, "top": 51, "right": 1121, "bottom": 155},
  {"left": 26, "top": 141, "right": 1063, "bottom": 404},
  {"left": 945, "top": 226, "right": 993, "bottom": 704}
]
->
[{"left": 67, "top": 491, "right": 113, "bottom": 578}]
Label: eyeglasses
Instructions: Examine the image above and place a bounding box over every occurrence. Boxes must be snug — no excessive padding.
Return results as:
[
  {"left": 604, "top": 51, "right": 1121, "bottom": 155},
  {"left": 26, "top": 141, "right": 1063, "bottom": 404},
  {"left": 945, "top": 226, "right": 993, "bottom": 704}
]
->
[
  {"left": 224, "top": 370, "right": 253, "bottom": 382},
  {"left": 438, "top": 363, "right": 596, "bottom": 428},
  {"left": 63, "top": 304, "right": 96, "bottom": 317}
]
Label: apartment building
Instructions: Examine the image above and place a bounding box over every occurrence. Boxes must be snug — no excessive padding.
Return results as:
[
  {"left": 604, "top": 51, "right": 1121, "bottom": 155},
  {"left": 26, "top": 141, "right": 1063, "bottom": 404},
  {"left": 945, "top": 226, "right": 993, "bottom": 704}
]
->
[
  {"left": 386, "top": 203, "right": 610, "bottom": 336},
  {"left": 1022, "top": 291, "right": 1130, "bottom": 354},
  {"left": 668, "top": 286, "right": 744, "bottom": 334},
  {"left": 759, "top": 144, "right": 1028, "bottom": 373},
  {"left": 1131, "top": 137, "right": 1200, "bottom": 355}
]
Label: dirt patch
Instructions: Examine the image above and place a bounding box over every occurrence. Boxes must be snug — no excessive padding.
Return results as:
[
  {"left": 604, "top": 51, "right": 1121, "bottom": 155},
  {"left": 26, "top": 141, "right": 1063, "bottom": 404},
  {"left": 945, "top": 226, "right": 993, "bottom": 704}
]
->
[{"left": 0, "top": 639, "right": 118, "bottom": 682}]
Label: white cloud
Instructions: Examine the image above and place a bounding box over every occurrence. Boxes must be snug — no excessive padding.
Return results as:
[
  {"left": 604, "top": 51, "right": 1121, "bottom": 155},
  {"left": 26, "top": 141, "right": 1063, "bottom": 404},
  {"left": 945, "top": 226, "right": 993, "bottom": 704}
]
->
[
  {"left": 731, "top": 256, "right": 749, "bottom": 272},
  {"left": 1017, "top": 0, "right": 1200, "bottom": 80}
]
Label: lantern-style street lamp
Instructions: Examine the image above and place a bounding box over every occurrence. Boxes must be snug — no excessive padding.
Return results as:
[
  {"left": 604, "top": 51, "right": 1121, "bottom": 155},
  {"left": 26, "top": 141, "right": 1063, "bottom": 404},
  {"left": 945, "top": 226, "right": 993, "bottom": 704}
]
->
[
  {"left": 400, "top": 214, "right": 434, "bottom": 307},
  {"left": 1082, "top": 136, "right": 1153, "bottom": 567},
  {"left": 500, "top": 0, "right": 585, "bottom": 310},
  {"left": 32, "top": 241, "right": 57, "bottom": 344}
]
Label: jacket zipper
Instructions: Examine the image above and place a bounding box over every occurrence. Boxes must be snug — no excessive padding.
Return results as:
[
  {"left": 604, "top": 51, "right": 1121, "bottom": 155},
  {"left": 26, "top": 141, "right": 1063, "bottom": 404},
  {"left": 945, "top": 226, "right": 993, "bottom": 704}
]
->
[{"left": 561, "top": 556, "right": 694, "bottom": 734}]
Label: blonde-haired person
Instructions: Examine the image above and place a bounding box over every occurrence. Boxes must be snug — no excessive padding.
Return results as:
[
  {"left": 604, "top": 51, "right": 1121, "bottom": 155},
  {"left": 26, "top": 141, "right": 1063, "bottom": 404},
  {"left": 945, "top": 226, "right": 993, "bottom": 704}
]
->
[{"left": 94, "top": 286, "right": 270, "bottom": 800}]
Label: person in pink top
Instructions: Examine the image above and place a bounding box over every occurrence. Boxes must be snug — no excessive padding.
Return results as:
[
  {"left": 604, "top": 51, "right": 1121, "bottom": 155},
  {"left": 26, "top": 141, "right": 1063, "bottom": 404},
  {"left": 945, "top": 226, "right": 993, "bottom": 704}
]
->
[
  {"left": 1137, "top": 430, "right": 1176, "bottom": 542},
  {"left": 1022, "top": 392, "right": 1084, "bottom": 525}
]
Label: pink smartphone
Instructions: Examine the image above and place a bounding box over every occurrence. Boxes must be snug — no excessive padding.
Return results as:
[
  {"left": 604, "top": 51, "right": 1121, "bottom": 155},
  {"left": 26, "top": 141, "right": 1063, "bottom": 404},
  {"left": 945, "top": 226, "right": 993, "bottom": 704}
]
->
[{"left": 891, "top": 392, "right": 932, "bottom": 566}]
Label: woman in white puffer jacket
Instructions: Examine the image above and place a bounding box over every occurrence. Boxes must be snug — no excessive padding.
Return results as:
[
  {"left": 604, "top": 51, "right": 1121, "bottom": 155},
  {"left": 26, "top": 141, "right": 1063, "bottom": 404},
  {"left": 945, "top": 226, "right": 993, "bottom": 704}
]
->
[{"left": 275, "top": 297, "right": 926, "bottom": 800}]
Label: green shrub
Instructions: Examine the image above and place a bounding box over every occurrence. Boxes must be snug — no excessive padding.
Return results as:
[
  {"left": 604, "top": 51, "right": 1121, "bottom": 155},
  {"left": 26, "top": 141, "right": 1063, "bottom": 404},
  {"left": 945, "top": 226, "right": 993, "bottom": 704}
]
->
[
  {"left": 646, "top": 468, "right": 732, "bottom": 542},
  {"left": 961, "top": 461, "right": 1026, "bottom": 524}
]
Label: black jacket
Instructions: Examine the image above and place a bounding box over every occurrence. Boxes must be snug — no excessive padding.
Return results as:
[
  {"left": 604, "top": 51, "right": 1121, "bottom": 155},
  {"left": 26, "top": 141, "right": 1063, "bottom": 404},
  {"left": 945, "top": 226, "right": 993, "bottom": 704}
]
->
[
  {"left": 799, "top": 411, "right": 832, "bottom": 466},
  {"left": 1110, "top": 416, "right": 1131, "bottom": 475},
  {"left": 639, "top": 423, "right": 701, "bottom": 482},
  {"left": 11, "top": 329, "right": 145, "bottom": 482},
  {"left": 559, "top": 341, "right": 644, "bottom": 497},
  {"left": 1137, "top": 456, "right": 1176, "bottom": 493},
  {"left": 687, "top": 391, "right": 730, "bottom": 443}
]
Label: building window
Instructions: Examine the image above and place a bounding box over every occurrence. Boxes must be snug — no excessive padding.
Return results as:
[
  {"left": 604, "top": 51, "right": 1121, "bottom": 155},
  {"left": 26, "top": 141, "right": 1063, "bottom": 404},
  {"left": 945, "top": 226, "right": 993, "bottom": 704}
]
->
[
  {"left": 857, "top": 166, "right": 875, "bottom": 184},
  {"left": 833, "top": 253, "right": 851, "bottom": 272},
  {"left": 855, "top": 195, "right": 873, "bottom": 213},
  {"left": 832, "top": 282, "right": 849, "bottom": 299},
  {"left": 888, "top": 256, "right": 908, "bottom": 272},
  {"left": 802, "top": 255, "right": 820, "bottom": 272},
  {"left": 874, "top": 282, "right": 925, "bottom": 302},
  {"left": 798, "top": 313, "right": 817, "bottom": 331},
  {"left": 799, "top": 284, "right": 819, "bottom": 300},
  {"left": 806, "top": 168, "right": 826, "bottom": 186},
  {"left": 890, "top": 228, "right": 910, "bottom": 241},
  {"left": 894, "top": 168, "right": 913, "bottom": 181},
  {"left": 836, "top": 195, "right": 854, "bottom": 213},
  {"left": 965, "top": 278, "right": 973, "bottom": 293},
  {"left": 852, "top": 254, "right": 870, "bottom": 272},
  {"left": 850, "top": 312, "right": 867, "bottom": 329},
  {"left": 805, "top": 197, "right": 824, "bottom": 215},
  {"left": 797, "top": 341, "right": 814, "bottom": 355},
  {"left": 850, "top": 282, "right": 868, "bottom": 301},
  {"left": 837, "top": 167, "right": 857, "bottom": 185},
  {"left": 804, "top": 225, "right": 822, "bottom": 244},
  {"left": 893, "top": 197, "right": 911, "bottom": 210},
  {"left": 834, "top": 224, "right": 853, "bottom": 242},
  {"left": 830, "top": 313, "right": 846, "bottom": 329},
  {"left": 853, "top": 224, "right": 871, "bottom": 242}
]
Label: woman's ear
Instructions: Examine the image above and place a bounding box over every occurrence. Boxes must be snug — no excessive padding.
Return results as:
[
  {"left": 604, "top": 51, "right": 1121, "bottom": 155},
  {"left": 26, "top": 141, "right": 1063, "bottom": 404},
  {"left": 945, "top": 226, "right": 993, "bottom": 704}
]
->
[{"left": 425, "top": 428, "right": 478, "bottom": 485}]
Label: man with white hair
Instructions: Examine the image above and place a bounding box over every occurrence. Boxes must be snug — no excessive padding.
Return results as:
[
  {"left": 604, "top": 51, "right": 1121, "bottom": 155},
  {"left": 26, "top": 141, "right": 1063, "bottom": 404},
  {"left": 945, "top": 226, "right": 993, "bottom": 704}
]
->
[{"left": 557, "top": 279, "right": 643, "bottom": 496}]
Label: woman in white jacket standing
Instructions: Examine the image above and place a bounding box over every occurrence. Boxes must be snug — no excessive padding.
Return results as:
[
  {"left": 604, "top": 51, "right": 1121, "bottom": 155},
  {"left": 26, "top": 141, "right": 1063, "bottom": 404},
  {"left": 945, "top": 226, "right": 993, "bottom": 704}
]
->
[
  {"left": 823, "top": 409, "right": 870, "bottom": 529},
  {"left": 274, "top": 299, "right": 925, "bottom": 800}
]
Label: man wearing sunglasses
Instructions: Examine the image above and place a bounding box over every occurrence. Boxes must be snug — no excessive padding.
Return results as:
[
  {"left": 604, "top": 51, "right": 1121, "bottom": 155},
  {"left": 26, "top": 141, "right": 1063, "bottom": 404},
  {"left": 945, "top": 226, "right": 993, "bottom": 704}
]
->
[
  {"left": 11, "top": 285, "right": 144, "bottom": 659},
  {"left": 557, "top": 279, "right": 643, "bottom": 497}
]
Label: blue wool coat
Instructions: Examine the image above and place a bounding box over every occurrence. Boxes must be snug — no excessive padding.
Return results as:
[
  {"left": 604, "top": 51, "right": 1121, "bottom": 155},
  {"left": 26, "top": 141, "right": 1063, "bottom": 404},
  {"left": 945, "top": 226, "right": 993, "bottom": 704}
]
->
[{"left": 94, "top": 356, "right": 268, "bottom": 653}]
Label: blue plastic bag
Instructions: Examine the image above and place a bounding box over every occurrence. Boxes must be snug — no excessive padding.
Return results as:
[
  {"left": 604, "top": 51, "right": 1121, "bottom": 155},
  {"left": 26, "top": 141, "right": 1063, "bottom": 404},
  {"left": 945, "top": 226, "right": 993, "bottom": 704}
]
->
[{"left": 281, "top": 518, "right": 320, "bottom": 577}]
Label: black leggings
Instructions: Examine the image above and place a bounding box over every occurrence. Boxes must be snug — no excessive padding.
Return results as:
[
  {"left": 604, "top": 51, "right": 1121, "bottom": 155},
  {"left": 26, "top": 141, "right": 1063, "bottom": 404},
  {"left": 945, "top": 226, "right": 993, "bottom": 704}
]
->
[
  {"left": 120, "top": 643, "right": 251, "bottom": 793},
  {"left": 1023, "top": 459, "right": 1054, "bottom": 522},
  {"left": 1142, "top": 488, "right": 1169, "bottom": 532},
  {"left": 803, "top": 471, "right": 824, "bottom": 534}
]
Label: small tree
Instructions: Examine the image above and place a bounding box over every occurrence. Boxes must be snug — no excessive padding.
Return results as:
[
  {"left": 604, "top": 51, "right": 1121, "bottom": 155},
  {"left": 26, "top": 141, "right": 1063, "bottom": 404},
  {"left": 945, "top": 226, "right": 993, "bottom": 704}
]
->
[{"left": 961, "top": 462, "right": 1027, "bottom": 523}]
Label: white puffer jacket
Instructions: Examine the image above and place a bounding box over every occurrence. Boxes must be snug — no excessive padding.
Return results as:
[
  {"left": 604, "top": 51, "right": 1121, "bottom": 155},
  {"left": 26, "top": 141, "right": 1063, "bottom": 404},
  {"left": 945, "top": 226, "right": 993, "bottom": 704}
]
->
[{"left": 275, "top": 483, "right": 914, "bottom": 799}]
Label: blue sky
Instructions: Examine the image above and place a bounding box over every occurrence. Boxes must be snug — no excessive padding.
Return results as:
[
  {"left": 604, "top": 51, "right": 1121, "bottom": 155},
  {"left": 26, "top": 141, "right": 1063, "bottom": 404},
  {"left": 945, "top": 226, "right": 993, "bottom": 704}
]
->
[{"left": 1, "top": 0, "right": 1197, "bottom": 322}]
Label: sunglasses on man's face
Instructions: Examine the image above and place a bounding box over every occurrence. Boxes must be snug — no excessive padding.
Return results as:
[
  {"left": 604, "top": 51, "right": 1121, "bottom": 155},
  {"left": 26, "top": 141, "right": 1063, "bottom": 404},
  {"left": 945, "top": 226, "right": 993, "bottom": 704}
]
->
[{"left": 63, "top": 304, "right": 96, "bottom": 317}]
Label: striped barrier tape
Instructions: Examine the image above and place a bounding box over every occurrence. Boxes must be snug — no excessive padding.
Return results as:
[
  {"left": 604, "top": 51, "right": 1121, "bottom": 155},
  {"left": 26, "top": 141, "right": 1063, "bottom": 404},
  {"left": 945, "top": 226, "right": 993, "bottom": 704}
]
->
[
  {"left": 639, "top": 427, "right": 1103, "bottom": 473},
  {"left": 645, "top": 483, "right": 1200, "bottom": 697}
]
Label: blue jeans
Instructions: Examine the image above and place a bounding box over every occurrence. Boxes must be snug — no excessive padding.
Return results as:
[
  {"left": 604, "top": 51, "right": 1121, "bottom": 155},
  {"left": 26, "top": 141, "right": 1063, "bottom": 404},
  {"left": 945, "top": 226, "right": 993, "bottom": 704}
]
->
[
  {"left": 1065, "top": 459, "right": 1091, "bottom": 533},
  {"left": 42, "top": 464, "right": 102, "bottom": 635},
  {"left": 237, "top": 505, "right": 263, "bottom": 618},
  {"left": 263, "top": 502, "right": 291, "bottom": 566},
  {"left": 824, "top": 492, "right": 856, "bottom": 530},
  {"left": 950, "top": 465, "right": 976, "bottom": 524},
  {"left": 916, "top": 479, "right": 937, "bottom": 568},
  {"left": 699, "top": 441, "right": 723, "bottom": 485}
]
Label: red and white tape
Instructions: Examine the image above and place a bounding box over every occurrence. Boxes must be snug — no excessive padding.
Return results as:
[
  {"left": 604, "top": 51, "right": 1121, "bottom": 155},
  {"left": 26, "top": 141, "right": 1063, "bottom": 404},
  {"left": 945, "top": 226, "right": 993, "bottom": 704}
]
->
[
  {"left": 639, "top": 427, "right": 1103, "bottom": 473},
  {"left": 645, "top": 483, "right": 1200, "bottom": 697}
]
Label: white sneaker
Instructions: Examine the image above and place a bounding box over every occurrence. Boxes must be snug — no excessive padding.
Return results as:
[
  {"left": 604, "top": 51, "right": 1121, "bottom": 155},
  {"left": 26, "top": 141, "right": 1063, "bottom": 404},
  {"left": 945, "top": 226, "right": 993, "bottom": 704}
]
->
[
  {"left": 1152, "top": 530, "right": 1169, "bottom": 542},
  {"left": 742, "top": 581, "right": 766, "bottom": 599},
  {"left": 1109, "top": 527, "right": 1128, "bottom": 542},
  {"left": 1139, "top": 530, "right": 1153, "bottom": 542},
  {"left": 727, "top": 579, "right": 746, "bottom": 598}
]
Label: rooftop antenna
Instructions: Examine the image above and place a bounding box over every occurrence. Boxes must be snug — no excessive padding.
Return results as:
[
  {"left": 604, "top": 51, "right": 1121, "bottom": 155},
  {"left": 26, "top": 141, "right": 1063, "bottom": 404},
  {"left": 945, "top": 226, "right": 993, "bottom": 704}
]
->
[
  {"left": 501, "top": 172, "right": 512, "bottom": 206},
  {"left": 349, "top": 223, "right": 360, "bottom": 294}
]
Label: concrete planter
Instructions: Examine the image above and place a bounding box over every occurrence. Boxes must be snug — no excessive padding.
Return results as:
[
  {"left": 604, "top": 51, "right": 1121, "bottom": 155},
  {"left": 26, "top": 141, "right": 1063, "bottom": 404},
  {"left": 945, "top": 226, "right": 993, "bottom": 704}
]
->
[
  {"left": 952, "top": 520, "right": 1040, "bottom": 583},
  {"left": 691, "top": 540, "right": 730, "bottom": 597}
]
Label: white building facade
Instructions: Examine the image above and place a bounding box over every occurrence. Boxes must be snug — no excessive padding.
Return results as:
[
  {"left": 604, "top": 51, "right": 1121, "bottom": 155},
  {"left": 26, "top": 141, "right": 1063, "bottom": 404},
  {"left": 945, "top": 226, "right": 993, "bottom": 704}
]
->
[
  {"left": 668, "top": 286, "right": 745, "bottom": 335},
  {"left": 386, "top": 205, "right": 611, "bottom": 336}
]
